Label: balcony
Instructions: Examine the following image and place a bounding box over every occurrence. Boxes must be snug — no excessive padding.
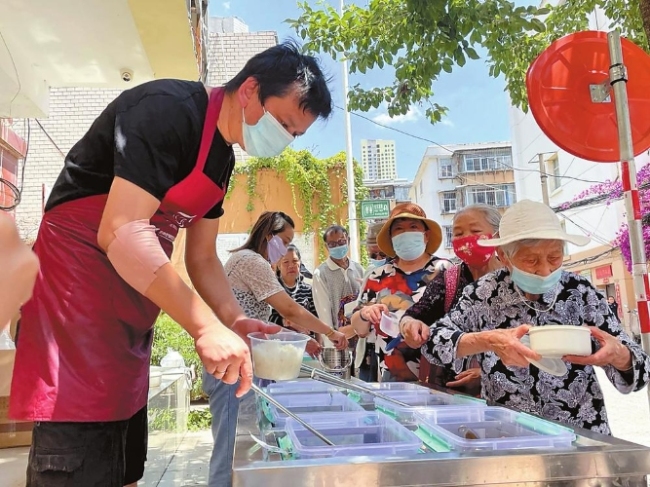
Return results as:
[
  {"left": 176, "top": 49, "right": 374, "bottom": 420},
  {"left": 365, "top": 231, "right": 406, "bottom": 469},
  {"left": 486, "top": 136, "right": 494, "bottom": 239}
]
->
[{"left": 0, "top": 0, "right": 207, "bottom": 118}]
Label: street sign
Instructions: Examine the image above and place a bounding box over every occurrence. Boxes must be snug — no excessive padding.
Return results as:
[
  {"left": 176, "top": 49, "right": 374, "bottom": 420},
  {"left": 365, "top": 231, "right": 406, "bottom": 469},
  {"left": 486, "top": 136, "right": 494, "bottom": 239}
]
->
[{"left": 360, "top": 199, "right": 390, "bottom": 220}]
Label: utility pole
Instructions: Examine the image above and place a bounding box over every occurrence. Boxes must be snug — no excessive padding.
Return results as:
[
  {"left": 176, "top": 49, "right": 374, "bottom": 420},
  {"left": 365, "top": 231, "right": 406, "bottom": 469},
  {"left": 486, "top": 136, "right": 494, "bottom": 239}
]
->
[
  {"left": 341, "top": 0, "right": 359, "bottom": 261},
  {"left": 538, "top": 153, "right": 550, "bottom": 205}
]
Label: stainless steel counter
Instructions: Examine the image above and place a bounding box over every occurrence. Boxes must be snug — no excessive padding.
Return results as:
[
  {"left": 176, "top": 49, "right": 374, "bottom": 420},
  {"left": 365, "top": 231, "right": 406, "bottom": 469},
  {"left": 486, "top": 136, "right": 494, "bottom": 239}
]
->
[{"left": 232, "top": 386, "right": 650, "bottom": 487}]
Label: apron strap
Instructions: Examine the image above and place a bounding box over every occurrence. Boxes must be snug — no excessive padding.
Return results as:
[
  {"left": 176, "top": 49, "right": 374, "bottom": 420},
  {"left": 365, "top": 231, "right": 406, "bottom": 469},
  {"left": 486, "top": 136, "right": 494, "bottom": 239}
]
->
[{"left": 195, "top": 88, "right": 225, "bottom": 172}]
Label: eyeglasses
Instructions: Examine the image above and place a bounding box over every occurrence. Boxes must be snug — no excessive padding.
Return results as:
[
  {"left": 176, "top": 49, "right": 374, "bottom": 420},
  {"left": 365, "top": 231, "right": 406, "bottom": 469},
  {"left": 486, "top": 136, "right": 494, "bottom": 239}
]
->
[
  {"left": 370, "top": 252, "right": 386, "bottom": 260},
  {"left": 326, "top": 239, "right": 348, "bottom": 248}
]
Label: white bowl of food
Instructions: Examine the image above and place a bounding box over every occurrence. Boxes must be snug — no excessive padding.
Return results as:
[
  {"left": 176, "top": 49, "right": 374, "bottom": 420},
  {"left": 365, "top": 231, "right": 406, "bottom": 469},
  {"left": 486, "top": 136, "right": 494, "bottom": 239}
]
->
[
  {"left": 528, "top": 325, "right": 592, "bottom": 358},
  {"left": 248, "top": 331, "right": 310, "bottom": 381}
]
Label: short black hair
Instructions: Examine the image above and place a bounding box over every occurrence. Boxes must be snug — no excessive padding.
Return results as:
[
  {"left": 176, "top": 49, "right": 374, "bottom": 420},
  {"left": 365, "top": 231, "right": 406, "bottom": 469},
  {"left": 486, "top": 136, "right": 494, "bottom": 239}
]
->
[
  {"left": 224, "top": 40, "right": 332, "bottom": 120},
  {"left": 322, "top": 225, "right": 348, "bottom": 242}
]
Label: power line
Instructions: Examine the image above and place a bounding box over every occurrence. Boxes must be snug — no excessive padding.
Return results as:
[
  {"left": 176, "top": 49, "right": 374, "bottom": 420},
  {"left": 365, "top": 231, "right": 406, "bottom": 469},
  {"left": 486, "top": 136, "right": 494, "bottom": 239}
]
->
[
  {"left": 34, "top": 118, "right": 66, "bottom": 157},
  {"left": 339, "top": 104, "right": 619, "bottom": 188},
  {"left": 333, "top": 104, "right": 453, "bottom": 153},
  {"left": 0, "top": 29, "right": 21, "bottom": 116}
]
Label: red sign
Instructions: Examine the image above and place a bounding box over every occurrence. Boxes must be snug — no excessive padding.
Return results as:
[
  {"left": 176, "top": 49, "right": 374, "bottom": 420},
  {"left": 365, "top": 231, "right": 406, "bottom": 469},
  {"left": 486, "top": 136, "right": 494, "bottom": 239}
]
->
[{"left": 595, "top": 265, "right": 613, "bottom": 280}]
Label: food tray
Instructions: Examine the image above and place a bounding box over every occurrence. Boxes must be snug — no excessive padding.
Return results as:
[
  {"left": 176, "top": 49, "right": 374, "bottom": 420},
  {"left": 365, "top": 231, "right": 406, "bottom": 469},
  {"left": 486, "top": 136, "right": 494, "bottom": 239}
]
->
[
  {"left": 266, "top": 379, "right": 338, "bottom": 395},
  {"left": 284, "top": 411, "right": 422, "bottom": 459},
  {"left": 347, "top": 382, "right": 430, "bottom": 403},
  {"left": 374, "top": 391, "right": 486, "bottom": 422},
  {"left": 415, "top": 406, "right": 576, "bottom": 452},
  {"left": 264, "top": 392, "right": 364, "bottom": 427}
]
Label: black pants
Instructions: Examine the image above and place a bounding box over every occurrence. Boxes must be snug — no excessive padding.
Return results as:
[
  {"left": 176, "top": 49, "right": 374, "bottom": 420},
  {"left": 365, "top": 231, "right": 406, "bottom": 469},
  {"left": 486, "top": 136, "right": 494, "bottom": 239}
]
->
[
  {"left": 26, "top": 406, "right": 147, "bottom": 487},
  {"left": 358, "top": 344, "right": 378, "bottom": 382}
]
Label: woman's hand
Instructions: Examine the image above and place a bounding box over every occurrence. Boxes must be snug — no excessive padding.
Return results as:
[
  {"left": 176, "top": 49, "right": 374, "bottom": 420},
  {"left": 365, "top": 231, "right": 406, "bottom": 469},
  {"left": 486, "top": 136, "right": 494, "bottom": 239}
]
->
[
  {"left": 484, "top": 325, "right": 541, "bottom": 368},
  {"left": 401, "top": 317, "right": 430, "bottom": 348},
  {"left": 305, "top": 338, "right": 322, "bottom": 358},
  {"left": 360, "top": 303, "right": 388, "bottom": 324},
  {"left": 564, "top": 326, "right": 633, "bottom": 371},
  {"left": 446, "top": 368, "right": 481, "bottom": 388},
  {"left": 328, "top": 330, "right": 348, "bottom": 350}
]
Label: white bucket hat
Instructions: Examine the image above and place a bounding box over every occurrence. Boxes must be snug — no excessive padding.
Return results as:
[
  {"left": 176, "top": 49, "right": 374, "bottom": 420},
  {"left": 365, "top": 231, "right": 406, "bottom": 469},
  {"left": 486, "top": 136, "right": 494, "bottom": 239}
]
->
[{"left": 477, "top": 199, "right": 590, "bottom": 247}]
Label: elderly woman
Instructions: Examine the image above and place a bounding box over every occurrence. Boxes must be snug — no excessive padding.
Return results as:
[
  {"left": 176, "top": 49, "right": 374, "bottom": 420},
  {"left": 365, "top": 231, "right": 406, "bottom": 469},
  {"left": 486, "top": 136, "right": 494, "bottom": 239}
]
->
[
  {"left": 351, "top": 203, "right": 448, "bottom": 382},
  {"left": 269, "top": 244, "right": 318, "bottom": 337},
  {"left": 421, "top": 200, "right": 650, "bottom": 434},
  {"left": 401, "top": 204, "right": 502, "bottom": 393}
]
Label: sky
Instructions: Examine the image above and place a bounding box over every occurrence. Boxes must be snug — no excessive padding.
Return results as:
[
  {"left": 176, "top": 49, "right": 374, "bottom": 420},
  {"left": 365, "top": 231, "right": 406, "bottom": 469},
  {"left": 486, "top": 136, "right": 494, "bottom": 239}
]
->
[{"left": 209, "top": 0, "right": 517, "bottom": 181}]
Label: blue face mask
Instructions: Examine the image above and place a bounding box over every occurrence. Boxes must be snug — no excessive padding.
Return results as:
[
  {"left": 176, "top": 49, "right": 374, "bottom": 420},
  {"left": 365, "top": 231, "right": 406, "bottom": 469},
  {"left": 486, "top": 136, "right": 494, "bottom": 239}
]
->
[
  {"left": 242, "top": 108, "right": 294, "bottom": 157},
  {"left": 511, "top": 266, "right": 562, "bottom": 294},
  {"left": 328, "top": 244, "right": 349, "bottom": 260},
  {"left": 392, "top": 231, "right": 426, "bottom": 261},
  {"left": 370, "top": 258, "right": 387, "bottom": 268}
]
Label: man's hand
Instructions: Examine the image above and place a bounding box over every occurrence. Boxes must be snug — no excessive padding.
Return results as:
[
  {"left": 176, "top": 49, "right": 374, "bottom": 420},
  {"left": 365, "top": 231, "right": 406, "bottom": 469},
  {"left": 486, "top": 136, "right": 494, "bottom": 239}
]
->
[
  {"left": 197, "top": 319, "right": 280, "bottom": 398},
  {"left": 328, "top": 330, "right": 348, "bottom": 350},
  {"left": 0, "top": 213, "right": 39, "bottom": 328},
  {"left": 401, "top": 317, "right": 430, "bottom": 348},
  {"left": 564, "top": 326, "right": 633, "bottom": 371},
  {"left": 446, "top": 368, "right": 481, "bottom": 388},
  {"left": 485, "top": 325, "right": 541, "bottom": 368}
]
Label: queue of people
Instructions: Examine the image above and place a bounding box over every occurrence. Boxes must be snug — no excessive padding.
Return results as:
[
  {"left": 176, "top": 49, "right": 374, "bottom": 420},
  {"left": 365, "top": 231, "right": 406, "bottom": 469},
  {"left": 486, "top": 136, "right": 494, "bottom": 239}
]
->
[{"left": 2, "top": 35, "right": 649, "bottom": 487}]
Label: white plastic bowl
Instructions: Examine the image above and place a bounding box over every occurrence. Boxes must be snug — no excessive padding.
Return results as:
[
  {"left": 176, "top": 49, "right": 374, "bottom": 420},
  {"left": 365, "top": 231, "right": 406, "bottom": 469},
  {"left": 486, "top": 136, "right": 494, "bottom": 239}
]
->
[
  {"left": 528, "top": 325, "right": 592, "bottom": 358},
  {"left": 248, "top": 331, "right": 309, "bottom": 380}
]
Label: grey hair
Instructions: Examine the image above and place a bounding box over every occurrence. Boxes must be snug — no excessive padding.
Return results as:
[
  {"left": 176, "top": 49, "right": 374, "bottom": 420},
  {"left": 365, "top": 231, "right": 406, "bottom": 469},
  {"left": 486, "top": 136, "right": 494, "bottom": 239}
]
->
[
  {"left": 453, "top": 204, "right": 501, "bottom": 233},
  {"left": 500, "top": 238, "right": 564, "bottom": 259}
]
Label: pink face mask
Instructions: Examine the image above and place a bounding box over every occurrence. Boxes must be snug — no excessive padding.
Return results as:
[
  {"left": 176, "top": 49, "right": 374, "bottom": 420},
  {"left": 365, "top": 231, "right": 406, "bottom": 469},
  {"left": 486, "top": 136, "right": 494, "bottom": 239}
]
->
[{"left": 452, "top": 234, "right": 496, "bottom": 267}]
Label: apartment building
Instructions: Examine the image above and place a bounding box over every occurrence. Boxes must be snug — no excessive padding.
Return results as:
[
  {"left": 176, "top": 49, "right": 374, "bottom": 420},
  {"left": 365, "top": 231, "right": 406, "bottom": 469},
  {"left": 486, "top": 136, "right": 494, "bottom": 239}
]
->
[{"left": 361, "top": 139, "right": 397, "bottom": 181}]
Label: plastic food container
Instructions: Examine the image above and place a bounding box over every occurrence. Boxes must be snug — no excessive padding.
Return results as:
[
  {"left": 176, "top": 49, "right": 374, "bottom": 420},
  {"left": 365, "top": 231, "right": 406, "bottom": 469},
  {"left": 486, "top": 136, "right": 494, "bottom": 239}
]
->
[
  {"left": 415, "top": 406, "right": 576, "bottom": 452},
  {"left": 249, "top": 331, "right": 310, "bottom": 380},
  {"left": 379, "top": 311, "right": 400, "bottom": 337},
  {"left": 264, "top": 392, "right": 364, "bottom": 427},
  {"left": 347, "top": 382, "right": 430, "bottom": 403},
  {"left": 284, "top": 411, "right": 422, "bottom": 459},
  {"left": 266, "top": 379, "right": 338, "bottom": 395},
  {"left": 374, "top": 391, "right": 486, "bottom": 422},
  {"left": 528, "top": 325, "right": 592, "bottom": 357}
]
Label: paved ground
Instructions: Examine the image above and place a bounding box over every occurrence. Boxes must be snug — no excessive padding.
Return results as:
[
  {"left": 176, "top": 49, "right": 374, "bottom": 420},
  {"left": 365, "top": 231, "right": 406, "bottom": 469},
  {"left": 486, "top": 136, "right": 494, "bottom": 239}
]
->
[{"left": 2, "top": 371, "right": 650, "bottom": 486}]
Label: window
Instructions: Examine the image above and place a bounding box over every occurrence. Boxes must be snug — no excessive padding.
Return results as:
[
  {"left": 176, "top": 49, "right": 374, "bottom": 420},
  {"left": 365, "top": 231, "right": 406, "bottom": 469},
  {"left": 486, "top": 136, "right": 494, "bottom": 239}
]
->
[
  {"left": 547, "top": 156, "right": 561, "bottom": 191},
  {"left": 439, "top": 158, "right": 453, "bottom": 178},
  {"left": 462, "top": 153, "right": 512, "bottom": 172},
  {"left": 443, "top": 226, "right": 453, "bottom": 249},
  {"left": 464, "top": 184, "right": 515, "bottom": 207},
  {"left": 419, "top": 180, "right": 424, "bottom": 196},
  {"left": 441, "top": 191, "right": 457, "bottom": 213}
]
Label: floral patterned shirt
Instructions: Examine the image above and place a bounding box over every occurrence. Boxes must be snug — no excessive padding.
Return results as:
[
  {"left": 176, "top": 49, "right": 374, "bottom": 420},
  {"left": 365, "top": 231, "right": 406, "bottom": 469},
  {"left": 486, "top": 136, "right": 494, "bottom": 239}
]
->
[
  {"left": 357, "top": 256, "right": 444, "bottom": 379},
  {"left": 422, "top": 268, "right": 650, "bottom": 434}
]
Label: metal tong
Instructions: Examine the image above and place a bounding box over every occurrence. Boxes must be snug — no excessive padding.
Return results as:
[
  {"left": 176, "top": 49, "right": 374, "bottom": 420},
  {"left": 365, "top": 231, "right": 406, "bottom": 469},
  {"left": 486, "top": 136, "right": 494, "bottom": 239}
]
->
[
  {"left": 300, "top": 364, "right": 412, "bottom": 408},
  {"left": 250, "top": 383, "right": 335, "bottom": 446}
]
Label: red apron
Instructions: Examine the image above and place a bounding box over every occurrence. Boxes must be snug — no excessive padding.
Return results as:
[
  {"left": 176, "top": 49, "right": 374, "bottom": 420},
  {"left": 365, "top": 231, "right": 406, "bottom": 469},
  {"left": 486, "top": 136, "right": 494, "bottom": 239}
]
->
[{"left": 10, "top": 88, "right": 227, "bottom": 422}]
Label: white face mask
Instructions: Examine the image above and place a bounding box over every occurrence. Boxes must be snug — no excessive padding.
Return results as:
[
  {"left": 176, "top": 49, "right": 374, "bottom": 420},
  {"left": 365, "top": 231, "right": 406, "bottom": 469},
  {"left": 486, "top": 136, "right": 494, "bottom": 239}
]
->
[{"left": 242, "top": 107, "right": 294, "bottom": 157}]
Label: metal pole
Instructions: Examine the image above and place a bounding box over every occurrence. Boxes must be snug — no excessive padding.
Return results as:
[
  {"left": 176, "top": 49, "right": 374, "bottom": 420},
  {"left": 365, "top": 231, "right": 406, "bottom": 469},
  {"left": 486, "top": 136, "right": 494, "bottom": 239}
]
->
[
  {"left": 341, "top": 0, "right": 360, "bottom": 262},
  {"left": 607, "top": 31, "right": 650, "bottom": 393},
  {"left": 538, "top": 153, "right": 550, "bottom": 205}
]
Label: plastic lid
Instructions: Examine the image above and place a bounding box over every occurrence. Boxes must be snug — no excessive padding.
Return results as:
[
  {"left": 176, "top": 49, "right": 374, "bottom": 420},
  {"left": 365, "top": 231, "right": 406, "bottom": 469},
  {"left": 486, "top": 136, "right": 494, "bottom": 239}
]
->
[{"left": 520, "top": 335, "right": 568, "bottom": 376}]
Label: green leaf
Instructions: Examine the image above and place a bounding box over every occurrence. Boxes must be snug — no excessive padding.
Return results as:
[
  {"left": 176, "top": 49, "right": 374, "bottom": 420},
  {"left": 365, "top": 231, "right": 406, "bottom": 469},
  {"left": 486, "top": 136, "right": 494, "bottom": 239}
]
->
[{"left": 465, "top": 47, "right": 480, "bottom": 60}]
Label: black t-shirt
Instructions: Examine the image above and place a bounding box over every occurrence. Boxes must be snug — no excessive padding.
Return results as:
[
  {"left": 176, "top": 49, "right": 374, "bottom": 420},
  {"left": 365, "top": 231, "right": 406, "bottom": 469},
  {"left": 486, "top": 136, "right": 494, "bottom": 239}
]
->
[{"left": 46, "top": 79, "right": 235, "bottom": 219}]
